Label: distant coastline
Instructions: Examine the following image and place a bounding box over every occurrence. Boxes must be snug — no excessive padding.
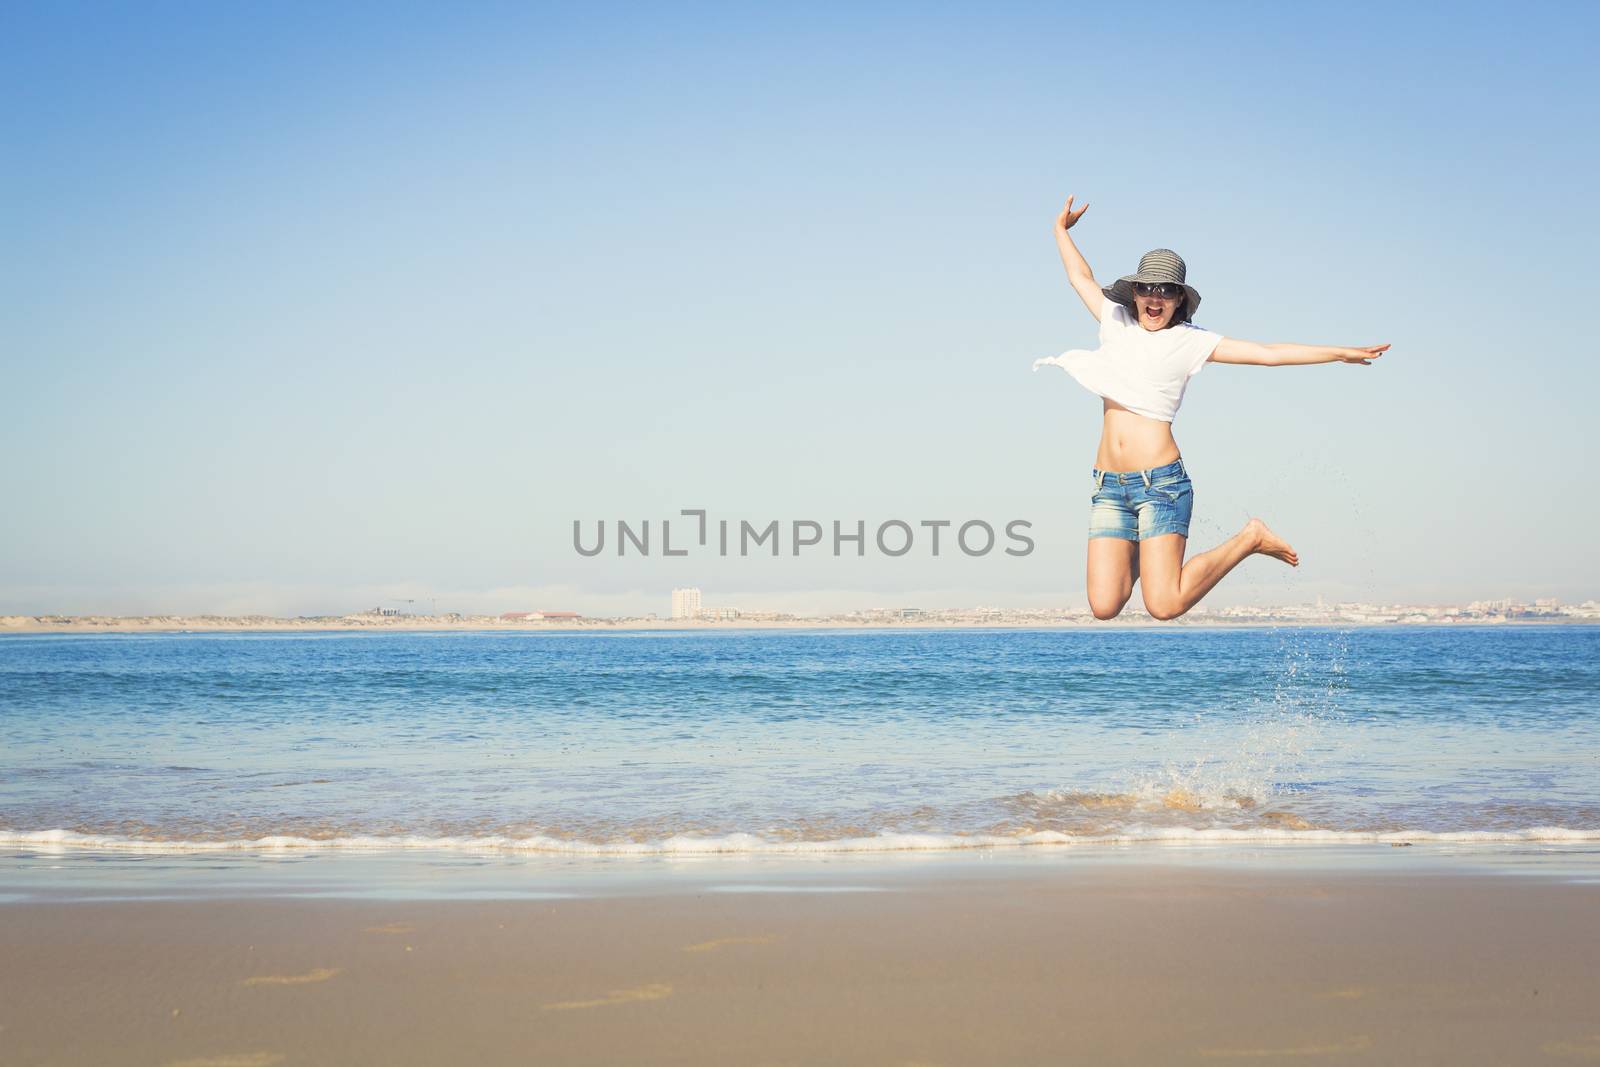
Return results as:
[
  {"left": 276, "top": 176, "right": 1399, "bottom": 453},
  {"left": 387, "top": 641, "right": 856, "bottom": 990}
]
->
[{"left": 3, "top": 612, "right": 1594, "bottom": 634}]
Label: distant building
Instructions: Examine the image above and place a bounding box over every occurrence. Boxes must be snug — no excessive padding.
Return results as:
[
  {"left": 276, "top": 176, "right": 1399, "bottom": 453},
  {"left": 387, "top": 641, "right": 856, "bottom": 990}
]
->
[
  {"left": 671, "top": 588, "right": 703, "bottom": 620},
  {"left": 499, "top": 610, "right": 581, "bottom": 622}
]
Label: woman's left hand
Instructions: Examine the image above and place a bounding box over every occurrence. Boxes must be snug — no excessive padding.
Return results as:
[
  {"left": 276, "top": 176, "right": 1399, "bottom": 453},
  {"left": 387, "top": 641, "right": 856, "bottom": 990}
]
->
[{"left": 1339, "top": 344, "right": 1390, "bottom": 365}]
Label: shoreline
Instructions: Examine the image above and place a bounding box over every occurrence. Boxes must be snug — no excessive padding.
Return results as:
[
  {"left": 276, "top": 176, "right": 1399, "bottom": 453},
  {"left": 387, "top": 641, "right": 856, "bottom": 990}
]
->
[
  {"left": 8, "top": 840, "right": 1600, "bottom": 901},
  {"left": 2, "top": 616, "right": 1592, "bottom": 635},
  {"left": 4, "top": 863, "right": 1597, "bottom": 1065},
  {"left": 6, "top": 827, "right": 1600, "bottom": 859}
]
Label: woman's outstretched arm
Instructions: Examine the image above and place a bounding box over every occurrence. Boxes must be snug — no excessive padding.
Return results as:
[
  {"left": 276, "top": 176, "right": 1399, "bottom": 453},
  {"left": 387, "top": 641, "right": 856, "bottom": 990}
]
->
[
  {"left": 1210, "top": 338, "right": 1390, "bottom": 366},
  {"left": 1053, "top": 196, "right": 1105, "bottom": 321}
]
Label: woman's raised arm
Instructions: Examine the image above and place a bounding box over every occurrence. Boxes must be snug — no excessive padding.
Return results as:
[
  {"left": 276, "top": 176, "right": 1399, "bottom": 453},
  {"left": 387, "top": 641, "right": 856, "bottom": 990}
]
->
[
  {"left": 1053, "top": 196, "right": 1104, "bottom": 321},
  {"left": 1210, "top": 338, "right": 1390, "bottom": 366}
]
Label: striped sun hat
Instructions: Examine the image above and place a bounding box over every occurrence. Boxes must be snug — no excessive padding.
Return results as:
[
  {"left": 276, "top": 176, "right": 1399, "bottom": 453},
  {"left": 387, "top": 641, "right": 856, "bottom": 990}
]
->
[{"left": 1102, "top": 248, "right": 1202, "bottom": 323}]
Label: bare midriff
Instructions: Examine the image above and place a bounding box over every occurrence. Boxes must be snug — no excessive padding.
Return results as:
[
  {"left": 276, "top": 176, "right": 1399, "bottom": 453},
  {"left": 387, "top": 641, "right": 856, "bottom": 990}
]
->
[{"left": 1093, "top": 400, "right": 1182, "bottom": 472}]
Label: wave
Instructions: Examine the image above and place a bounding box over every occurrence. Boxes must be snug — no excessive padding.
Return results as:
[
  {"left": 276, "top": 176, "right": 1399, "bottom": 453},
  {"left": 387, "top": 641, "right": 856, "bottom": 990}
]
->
[{"left": 4, "top": 825, "right": 1599, "bottom": 856}]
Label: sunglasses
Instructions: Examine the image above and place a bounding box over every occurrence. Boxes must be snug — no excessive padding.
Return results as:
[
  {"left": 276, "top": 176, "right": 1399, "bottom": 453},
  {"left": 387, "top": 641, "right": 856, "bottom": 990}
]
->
[{"left": 1132, "top": 282, "right": 1184, "bottom": 300}]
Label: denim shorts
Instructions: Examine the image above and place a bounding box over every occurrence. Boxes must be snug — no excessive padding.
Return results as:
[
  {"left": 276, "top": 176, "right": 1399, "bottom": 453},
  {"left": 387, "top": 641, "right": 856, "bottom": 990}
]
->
[{"left": 1088, "top": 457, "right": 1194, "bottom": 541}]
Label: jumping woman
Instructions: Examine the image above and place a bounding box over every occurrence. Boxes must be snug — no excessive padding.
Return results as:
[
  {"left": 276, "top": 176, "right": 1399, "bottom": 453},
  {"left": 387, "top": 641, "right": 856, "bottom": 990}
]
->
[{"left": 1035, "top": 195, "right": 1388, "bottom": 621}]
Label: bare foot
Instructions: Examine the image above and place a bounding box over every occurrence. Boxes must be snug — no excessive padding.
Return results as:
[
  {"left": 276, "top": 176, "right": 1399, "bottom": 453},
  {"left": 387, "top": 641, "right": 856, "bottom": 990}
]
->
[{"left": 1244, "top": 517, "right": 1299, "bottom": 567}]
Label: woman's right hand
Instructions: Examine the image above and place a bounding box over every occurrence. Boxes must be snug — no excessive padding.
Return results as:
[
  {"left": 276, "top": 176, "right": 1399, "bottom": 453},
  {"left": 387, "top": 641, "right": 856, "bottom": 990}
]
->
[{"left": 1055, "top": 195, "right": 1089, "bottom": 233}]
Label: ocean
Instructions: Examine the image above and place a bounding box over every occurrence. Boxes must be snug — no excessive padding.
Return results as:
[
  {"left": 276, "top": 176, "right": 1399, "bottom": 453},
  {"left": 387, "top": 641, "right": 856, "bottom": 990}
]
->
[{"left": 2, "top": 626, "right": 1597, "bottom": 861}]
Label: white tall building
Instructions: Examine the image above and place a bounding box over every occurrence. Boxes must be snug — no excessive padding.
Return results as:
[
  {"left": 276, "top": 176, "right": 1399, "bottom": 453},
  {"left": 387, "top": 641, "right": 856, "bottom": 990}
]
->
[{"left": 670, "top": 587, "right": 703, "bottom": 620}]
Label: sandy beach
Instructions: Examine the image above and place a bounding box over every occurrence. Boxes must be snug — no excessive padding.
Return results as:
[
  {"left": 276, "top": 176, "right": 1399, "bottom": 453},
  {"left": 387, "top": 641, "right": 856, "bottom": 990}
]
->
[{"left": 4, "top": 864, "right": 1597, "bottom": 1066}]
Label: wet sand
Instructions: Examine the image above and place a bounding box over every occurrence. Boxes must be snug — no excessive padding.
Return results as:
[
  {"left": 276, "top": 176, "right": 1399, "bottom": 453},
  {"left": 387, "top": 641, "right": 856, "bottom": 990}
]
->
[{"left": 2, "top": 866, "right": 1597, "bottom": 1065}]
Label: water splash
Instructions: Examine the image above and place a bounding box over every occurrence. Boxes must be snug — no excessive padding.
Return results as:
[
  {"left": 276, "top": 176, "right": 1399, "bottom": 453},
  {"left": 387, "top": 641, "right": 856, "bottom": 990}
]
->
[{"left": 1116, "top": 628, "right": 1354, "bottom": 827}]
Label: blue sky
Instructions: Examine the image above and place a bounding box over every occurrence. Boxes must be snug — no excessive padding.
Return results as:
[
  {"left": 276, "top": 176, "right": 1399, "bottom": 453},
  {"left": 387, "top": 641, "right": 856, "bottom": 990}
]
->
[{"left": 3, "top": 1, "right": 1597, "bottom": 616}]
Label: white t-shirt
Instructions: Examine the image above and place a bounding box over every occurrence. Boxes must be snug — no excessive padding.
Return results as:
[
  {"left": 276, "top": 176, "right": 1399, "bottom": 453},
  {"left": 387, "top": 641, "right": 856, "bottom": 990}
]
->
[{"left": 1033, "top": 294, "right": 1223, "bottom": 423}]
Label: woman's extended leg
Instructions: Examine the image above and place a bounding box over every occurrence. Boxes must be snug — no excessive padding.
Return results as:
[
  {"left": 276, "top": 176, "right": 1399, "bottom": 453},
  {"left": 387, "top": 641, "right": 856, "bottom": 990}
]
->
[
  {"left": 1136, "top": 518, "right": 1298, "bottom": 621},
  {"left": 1087, "top": 537, "right": 1139, "bottom": 620}
]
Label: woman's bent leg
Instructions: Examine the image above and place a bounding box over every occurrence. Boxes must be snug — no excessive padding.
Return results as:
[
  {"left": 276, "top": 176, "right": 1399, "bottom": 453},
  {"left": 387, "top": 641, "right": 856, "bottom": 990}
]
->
[
  {"left": 1087, "top": 537, "right": 1139, "bottom": 620},
  {"left": 1137, "top": 518, "right": 1298, "bottom": 621}
]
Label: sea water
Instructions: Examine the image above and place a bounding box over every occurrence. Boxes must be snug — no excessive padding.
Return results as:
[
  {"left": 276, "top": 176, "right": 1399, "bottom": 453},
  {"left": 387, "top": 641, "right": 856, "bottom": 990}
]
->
[{"left": 2, "top": 626, "right": 1596, "bottom": 861}]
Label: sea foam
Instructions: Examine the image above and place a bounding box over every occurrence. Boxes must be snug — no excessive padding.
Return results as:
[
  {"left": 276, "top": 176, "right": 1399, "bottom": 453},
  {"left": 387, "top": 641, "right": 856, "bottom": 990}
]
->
[{"left": 4, "top": 825, "right": 1599, "bottom": 856}]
